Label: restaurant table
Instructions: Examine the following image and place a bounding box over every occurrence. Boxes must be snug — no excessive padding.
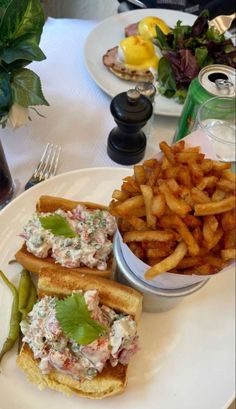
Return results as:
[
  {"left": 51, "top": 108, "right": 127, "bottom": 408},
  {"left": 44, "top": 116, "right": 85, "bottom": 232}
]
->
[
  {"left": 1, "top": 17, "right": 235, "bottom": 409},
  {"left": 1, "top": 17, "right": 179, "bottom": 197}
]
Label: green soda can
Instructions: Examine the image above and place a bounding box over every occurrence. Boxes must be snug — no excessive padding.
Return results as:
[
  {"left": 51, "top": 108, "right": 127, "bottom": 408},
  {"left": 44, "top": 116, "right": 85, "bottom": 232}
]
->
[{"left": 174, "top": 64, "right": 236, "bottom": 142}]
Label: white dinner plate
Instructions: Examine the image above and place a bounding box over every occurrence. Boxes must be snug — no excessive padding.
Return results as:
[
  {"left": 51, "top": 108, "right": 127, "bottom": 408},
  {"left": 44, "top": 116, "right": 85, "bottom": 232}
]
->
[
  {"left": 84, "top": 9, "right": 197, "bottom": 117},
  {"left": 0, "top": 167, "right": 235, "bottom": 409}
]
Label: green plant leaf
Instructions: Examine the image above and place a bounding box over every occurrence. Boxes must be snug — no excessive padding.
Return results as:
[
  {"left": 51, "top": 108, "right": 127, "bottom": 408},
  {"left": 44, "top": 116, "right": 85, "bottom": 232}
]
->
[
  {"left": 11, "top": 68, "right": 49, "bottom": 107},
  {"left": 0, "top": 67, "right": 12, "bottom": 116},
  {"left": 0, "top": 0, "right": 45, "bottom": 43},
  {"left": 158, "top": 57, "right": 176, "bottom": 98},
  {"left": 206, "top": 26, "right": 225, "bottom": 43},
  {"left": 155, "top": 26, "right": 170, "bottom": 50},
  {"left": 195, "top": 46, "right": 208, "bottom": 67},
  {"left": 0, "top": 33, "right": 46, "bottom": 63},
  {"left": 174, "top": 88, "right": 188, "bottom": 103},
  {"left": 172, "top": 20, "right": 192, "bottom": 49},
  {"left": 56, "top": 293, "right": 107, "bottom": 345},
  {"left": 39, "top": 214, "right": 77, "bottom": 238},
  {"left": 0, "top": 0, "right": 11, "bottom": 24},
  {"left": 2, "top": 59, "right": 31, "bottom": 71}
]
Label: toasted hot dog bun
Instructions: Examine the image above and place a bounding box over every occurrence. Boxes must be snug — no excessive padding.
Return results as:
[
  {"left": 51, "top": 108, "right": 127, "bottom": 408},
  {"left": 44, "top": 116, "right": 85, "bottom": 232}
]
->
[
  {"left": 38, "top": 267, "right": 142, "bottom": 321},
  {"left": 36, "top": 195, "right": 108, "bottom": 213},
  {"left": 17, "top": 268, "right": 143, "bottom": 399},
  {"left": 15, "top": 196, "right": 115, "bottom": 278},
  {"left": 17, "top": 344, "right": 128, "bottom": 399}
]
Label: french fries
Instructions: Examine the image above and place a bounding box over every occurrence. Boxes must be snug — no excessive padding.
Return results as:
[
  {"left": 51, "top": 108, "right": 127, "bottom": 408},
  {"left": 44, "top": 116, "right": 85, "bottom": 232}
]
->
[
  {"left": 123, "top": 230, "right": 174, "bottom": 243},
  {"left": 151, "top": 194, "right": 166, "bottom": 217},
  {"left": 115, "top": 195, "right": 144, "bottom": 215},
  {"left": 221, "top": 249, "right": 236, "bottom": 260},
  {"left": 145, "top": 241, "right": 187, "bottom": 280},
  {"left": 140, "top": 185, "right": 156, "bottom": 229},
  {"left": 134, "top": 165, "right": 146, "bottom": 185},
  {"left": 159, "top": 214, "right": 200, "bottom": 256},
  {"left": 109, "top": 140, "right": 236, "bottom": 280},
  {"left": 159, "top": 183, "right": 192, "bottom": 216},
  {"left": 194, "top": 196, "right": 235, "bottom": 216},
  {"left": 203, "top": 215, "right": 218, "bottom": 243}
]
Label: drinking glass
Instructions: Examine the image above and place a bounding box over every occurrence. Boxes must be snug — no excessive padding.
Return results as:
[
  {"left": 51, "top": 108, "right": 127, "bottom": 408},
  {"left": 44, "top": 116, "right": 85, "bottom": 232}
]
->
[
  {"left": 0, "top": 139, "right": 14, "bottom": 210},
  {"left": 196, "top": 96, "right": 236, "bottom": 162},
  {"left": 135, "top": 82, "right": 156, "bottom": 139}
]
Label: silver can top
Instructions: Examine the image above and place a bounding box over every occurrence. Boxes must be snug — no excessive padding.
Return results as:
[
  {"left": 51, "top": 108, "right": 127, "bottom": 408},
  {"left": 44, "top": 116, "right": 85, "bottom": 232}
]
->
[
  {"left": 198, "top": 64, "right": 236, "bottom": 97},
  {"left": 135, "top": 82, "right": 156, "bottom": 102}
]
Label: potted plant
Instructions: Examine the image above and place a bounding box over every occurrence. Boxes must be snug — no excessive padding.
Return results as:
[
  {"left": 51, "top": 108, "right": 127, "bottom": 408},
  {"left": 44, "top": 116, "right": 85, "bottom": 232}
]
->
[
  {"left": 0, "top": 0, "right": 49, "bottom": 208},
  {"left": 0, "top": 0, "right": 49, "bottom": 128}
]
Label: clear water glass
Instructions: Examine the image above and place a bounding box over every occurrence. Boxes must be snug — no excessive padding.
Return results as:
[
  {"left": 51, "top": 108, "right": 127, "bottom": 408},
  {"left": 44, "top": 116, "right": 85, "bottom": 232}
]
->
[
  {"left": 135, "top": 82, "right": 156, "bottom": 139},
  {"left": 196, "top": 96, "right": 236, "bottom": 162}
]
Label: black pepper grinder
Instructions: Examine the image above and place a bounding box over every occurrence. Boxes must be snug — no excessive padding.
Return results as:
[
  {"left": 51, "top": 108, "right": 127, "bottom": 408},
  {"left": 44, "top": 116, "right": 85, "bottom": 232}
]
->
[{"left": 107, "top": 89, "right": 153, "bottom": 165}]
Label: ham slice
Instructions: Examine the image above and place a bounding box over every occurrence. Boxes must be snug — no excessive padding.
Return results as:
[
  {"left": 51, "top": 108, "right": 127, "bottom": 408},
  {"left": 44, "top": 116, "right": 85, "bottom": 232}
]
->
[{"left": 124, "top": 22, "right": 139, "bottom": 37}]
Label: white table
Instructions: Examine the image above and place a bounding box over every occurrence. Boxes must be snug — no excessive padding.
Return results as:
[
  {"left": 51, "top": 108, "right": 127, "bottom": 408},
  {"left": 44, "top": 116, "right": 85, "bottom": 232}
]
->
[
  {"left": 1, "top": 17, "right": 178, "bottom": 197},
  {"left": 0, "top": 17, "right": 235, "bottom": 409}
]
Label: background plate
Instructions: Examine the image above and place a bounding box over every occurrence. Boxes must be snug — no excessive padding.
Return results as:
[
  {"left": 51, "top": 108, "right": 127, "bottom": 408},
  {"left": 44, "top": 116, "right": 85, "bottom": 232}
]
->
[
  {"left": 0, "top": 167, "right": 235, "bottom": 409},
  {"left": 84, "top": 9, "right": 197, "bottom": 117}
]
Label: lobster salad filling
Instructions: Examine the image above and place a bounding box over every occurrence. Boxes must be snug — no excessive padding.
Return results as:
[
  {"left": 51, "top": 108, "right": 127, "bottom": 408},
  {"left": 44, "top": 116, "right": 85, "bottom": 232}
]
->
[
  {"left": 21, "top": 205, "right": 117, "bottom": 270},
  {"left": 21, "top": 290, "right": 139, "bottom": 382}
]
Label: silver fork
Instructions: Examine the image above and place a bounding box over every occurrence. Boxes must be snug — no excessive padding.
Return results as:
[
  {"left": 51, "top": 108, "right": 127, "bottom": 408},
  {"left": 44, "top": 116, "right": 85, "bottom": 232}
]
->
[
  {"left": 25, "top": 143, "right": 61, "bottom": 190},
  {"left": 209, "top": 12, "right": 236, "bottom": 34}
]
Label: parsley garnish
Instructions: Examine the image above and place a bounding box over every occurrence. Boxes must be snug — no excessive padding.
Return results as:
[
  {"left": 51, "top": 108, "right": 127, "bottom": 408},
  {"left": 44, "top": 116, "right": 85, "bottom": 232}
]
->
[
  {"left": 56, "top": 293, "right": 107, "bottom": 345},
  {"left": 39, "top": 214, "right": 77, "bottom": 238}
]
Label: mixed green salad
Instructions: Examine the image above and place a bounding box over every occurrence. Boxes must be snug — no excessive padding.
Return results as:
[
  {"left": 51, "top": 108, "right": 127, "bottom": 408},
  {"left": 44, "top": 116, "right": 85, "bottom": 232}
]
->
[{"left": 156, "top": 10, "right": 236, "bottom": 103}]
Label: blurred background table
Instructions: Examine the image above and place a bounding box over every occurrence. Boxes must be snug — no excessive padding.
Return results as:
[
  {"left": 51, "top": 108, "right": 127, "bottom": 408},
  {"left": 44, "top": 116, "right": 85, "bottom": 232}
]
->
[{"left": 1, "top": 16, "right": 178, "bottom": 197}]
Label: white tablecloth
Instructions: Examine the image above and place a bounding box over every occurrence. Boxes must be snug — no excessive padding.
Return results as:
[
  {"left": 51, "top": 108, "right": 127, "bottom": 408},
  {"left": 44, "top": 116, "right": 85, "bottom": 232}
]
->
[
  {"left": 1, "top": 17, "right": 178, "bottom": 197},
  {"left": 1, "top": 18, "right": 235, "bottom": 409}
]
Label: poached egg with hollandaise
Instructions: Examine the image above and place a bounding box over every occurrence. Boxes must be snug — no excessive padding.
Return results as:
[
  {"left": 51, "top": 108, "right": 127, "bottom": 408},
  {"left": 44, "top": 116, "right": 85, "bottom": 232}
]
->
[
  {"left": 138, "top": 16, "right": 171, "bottom": 40},
  {"left": 103, "top": 16, "right": 170, "bottom": 83},
  {"left": 124, "top": 15, "right": 171, "bottom": 40},
  {"left": 118, "top": 35, "right": 158, "bottom": 71}
]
